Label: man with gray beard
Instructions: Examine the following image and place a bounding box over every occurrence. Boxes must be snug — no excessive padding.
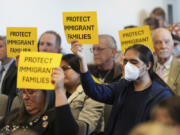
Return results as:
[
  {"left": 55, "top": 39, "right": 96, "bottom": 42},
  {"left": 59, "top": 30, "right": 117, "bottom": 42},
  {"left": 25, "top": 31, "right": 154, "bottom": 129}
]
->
[{"left": 152, "top": 28, "right": 180, "bottom": 95}]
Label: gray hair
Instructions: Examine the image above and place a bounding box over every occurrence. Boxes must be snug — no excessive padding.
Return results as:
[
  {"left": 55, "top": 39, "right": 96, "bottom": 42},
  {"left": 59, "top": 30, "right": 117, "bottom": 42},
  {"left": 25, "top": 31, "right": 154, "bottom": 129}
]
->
[{"left": 99, "top": 34, "right": 117, "bottom": 49}]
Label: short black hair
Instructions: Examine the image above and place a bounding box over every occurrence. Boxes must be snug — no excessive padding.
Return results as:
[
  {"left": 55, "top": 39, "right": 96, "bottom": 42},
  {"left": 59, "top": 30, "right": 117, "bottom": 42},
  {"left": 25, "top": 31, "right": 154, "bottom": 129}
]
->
[{"left": 62, "top": 54, "right": 80, "bottom": 74}]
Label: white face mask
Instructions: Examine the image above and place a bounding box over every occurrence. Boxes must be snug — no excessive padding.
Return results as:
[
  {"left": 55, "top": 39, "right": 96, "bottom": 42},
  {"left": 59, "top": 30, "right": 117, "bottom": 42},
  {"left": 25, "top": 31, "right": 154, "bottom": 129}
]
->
[
  {"left": 124, "top": 62, "right": 140, "bottom": 81},
  {"left": 173, "top": 45, "right": 180, "bottom": 56}
]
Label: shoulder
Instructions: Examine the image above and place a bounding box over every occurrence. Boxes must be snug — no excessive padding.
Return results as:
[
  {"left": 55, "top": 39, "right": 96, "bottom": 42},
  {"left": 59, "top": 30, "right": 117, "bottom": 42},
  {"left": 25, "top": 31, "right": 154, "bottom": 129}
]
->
[
  {"left": 150, "top": 80, "right": 173, "bottom": 97},
  {"left": 109, "top": 79, "right": 130, "bottom": 88},
  {"left": 44, "top": 108, "right": 56, "bottom": 122},
  {"left": 8, "top": 60, "right": 17, "bottom": 71},
  {"left": 171, "top": 57, "right": 180, "bottom": 67},
  {"left": 5, "top": 60, "right": 17, "bottom": 77},
  {"left": 88, "top": 65, "right": 98, "bottom": 74}
]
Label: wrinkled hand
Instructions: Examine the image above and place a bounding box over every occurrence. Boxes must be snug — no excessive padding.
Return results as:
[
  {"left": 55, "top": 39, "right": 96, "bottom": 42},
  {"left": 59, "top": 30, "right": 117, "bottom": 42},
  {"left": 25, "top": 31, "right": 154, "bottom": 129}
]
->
[
  {"left": 71, "top": 40, "right": 84, "bottom": 60},
  {"left": 51, "top": 67, "right": 64, "bottom": 91}
]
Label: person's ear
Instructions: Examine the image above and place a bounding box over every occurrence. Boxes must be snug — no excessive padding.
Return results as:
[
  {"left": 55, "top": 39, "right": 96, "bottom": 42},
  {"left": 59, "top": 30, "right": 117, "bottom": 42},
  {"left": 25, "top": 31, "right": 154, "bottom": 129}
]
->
[
  {"left": 146, "top": 62, "right": 152, "bottom": 70},
  {"left": 56, "top": 47, "right": 61, "bottom": 53},
  {"left": 112, "top": 48, "right": 117, "bottom": 56}
]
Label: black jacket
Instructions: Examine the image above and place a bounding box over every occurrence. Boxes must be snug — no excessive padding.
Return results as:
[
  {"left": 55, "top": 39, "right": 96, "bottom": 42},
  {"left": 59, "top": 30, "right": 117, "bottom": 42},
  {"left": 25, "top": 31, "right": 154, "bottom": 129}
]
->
[
  {"left": 0, "top": 105, "right": 78, "bottom": 135},
  {"left": 1, "top": 60, "right": 17, "bottom": 98}
]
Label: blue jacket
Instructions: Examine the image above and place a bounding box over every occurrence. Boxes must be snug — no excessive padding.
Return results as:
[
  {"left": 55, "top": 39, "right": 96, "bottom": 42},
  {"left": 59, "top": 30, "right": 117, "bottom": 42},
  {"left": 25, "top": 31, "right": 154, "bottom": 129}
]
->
[{"left": 80, "top": 71, "right": 173, "bottom": 135}]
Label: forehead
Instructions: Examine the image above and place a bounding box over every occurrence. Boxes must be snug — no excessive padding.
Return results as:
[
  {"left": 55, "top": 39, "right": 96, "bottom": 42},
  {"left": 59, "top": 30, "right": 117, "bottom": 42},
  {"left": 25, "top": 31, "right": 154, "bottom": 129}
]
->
[
  {"left": 40, "top": 33, "right": 56, "bottom": 42},
  {"left": 60, "top": 60, "right": 69, "bottom": 66},
  {"left": 153, "top": 29, "right": 172, "bottom": 40},
  {"left": 94, "top": 36, "right": 109, "bottom": 48},
  {"left": 124, "top": 49, "right": 141, "bottom": 61},
  {"left": 23, "top": 89, "right": 39, "bottom": 92}
]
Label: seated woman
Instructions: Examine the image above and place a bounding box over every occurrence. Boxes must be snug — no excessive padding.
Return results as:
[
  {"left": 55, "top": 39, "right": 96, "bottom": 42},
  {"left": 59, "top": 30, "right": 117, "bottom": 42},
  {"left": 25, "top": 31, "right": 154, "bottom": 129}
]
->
[
  {"left": 0, "top": 67, "right": 78, "bottom": 135},
  {"left": 61, "top": 54, "right": 104, "bottom": 134}
]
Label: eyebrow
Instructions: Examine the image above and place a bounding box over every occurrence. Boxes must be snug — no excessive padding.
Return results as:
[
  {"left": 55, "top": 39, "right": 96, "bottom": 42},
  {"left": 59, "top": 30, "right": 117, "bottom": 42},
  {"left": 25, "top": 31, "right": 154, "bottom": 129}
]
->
[{"left": 124, "top": 58, "right": 139, "bottom": 63}]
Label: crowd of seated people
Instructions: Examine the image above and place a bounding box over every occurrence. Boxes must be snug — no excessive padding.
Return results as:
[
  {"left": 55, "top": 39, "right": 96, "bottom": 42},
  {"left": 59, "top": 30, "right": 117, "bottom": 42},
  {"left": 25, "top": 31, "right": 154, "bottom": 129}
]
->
[{"left": 0, "top": 6, "right": 180, "bottom": 135}]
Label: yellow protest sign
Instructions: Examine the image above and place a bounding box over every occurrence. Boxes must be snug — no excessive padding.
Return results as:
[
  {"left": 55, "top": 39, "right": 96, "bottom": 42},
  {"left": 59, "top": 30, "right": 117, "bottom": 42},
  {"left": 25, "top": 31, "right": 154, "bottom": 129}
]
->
[
  {"left": 6, "top": 27, "right": 38, "bottom": 58},
  {"left": 119, "top": 25, "right": 154, "bottom": 53},
  {"left": 63, "top": 11, "right": 99, "bottom": 44},
  {"left": 17, "top": 52, "right": 62, "bottom": 90}
]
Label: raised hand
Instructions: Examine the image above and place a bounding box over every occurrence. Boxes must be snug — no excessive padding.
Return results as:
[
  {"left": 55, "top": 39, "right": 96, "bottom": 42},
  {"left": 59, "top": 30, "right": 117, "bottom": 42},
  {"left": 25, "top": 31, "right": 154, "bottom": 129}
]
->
[
  {"left": 51, "top": 67, "right": 68, "bottom": 106},
  {"left": 71, "top": 40, "right": 84, "bottom": 60},
  {"left": 51, "top": 67, "right": 64, "bottom": 91}
]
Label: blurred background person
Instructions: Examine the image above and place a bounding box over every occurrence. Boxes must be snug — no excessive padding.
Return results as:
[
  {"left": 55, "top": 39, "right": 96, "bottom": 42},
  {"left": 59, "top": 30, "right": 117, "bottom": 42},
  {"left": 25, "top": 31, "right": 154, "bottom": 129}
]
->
[
  {"left": 150, "top": 7, "right": 166, "bottom": 28},
  {"left": 129, "top": 122, "right": 178, "bottom": 135},
  {"left": 172, "top": 34, "right": 180, "bottom": 58},
  {"left": 143, "top": 17, "right": 159, "bottom": 30},
  {"left": 151, "top": 96, "right": 180, "bottom": 132},
  {"left": 169, "top": 22, "right": 180, "bottom": 58}
]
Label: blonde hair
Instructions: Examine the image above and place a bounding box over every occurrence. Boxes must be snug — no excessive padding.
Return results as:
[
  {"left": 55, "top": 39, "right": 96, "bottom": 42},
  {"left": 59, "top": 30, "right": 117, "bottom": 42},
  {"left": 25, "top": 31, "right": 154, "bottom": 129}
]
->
[{"left": 129, "top": 122, "right": 177, "bottom": 135}]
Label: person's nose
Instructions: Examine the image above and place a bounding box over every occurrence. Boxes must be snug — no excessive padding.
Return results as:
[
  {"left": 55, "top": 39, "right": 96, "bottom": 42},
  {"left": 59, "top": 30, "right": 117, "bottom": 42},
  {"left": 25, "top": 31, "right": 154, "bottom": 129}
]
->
[
  {"left": 93, "top": 49, "right": 99, "bottom": 55},
  {"left": 160, "top": 41, "right": 167, "bottom": 49},
  {"left": 23, "top": 93, "right": 29, "bottom": 100}
]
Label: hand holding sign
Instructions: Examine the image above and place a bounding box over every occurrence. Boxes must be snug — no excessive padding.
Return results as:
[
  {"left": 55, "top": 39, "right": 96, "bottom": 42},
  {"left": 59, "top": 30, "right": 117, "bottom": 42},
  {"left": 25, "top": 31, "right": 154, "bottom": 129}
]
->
[
  {"left": 71, "top": 40, "right": 88, "bottom": 73},
  {"left": 51, "top": 67, "right": 64, "bottom": 91},
  {"left": 52, "top": 67, "right": 68, "bottom": 106},
  {"left": 71, "top": 40, "right": 84, "bottom": 59}
]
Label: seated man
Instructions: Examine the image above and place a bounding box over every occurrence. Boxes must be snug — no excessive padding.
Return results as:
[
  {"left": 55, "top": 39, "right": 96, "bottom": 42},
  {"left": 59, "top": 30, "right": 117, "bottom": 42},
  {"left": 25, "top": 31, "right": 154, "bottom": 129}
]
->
[
  {"left": 0, "top": 36, "right": 17, "bottom": 111},
  {"left": 152, "top": 28, "right": 180, "bottom": 95},
  {"left": 89, "top": 34, "right": 122, "bottom": 84},
  {"left": 38, "top": 31, "right": 62, "bottom": 53}
]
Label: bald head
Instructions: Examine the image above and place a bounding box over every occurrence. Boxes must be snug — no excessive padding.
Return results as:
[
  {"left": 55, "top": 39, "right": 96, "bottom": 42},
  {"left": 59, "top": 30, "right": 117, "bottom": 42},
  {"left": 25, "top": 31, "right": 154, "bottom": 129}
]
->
[{"left": 152, "top": 28, "right": 174, "bottom": 63}]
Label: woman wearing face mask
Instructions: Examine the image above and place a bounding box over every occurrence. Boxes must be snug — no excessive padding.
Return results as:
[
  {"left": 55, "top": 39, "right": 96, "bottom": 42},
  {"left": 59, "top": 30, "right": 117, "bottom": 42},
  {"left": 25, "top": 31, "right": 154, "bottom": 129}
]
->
[{"left": 71, "top": 42, "right": 173, "bottom": 135}]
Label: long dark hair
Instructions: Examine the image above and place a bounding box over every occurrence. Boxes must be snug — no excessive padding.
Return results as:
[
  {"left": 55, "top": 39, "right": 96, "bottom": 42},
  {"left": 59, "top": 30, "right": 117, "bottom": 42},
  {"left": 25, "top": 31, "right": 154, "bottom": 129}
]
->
[{"left": 124, "top": 44, "right": 171, "bottom": 89}]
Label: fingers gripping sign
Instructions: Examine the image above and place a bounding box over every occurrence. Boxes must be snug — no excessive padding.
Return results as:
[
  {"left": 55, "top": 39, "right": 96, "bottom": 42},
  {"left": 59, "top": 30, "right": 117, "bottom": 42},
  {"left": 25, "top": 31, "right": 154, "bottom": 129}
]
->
[
  {"left": 51, "top": 67, "right": 64, "bottom": 91},
  {"left": 71, "top": 40, "right": 88, "bottom": 73},
  {"left": 71, "top": 40, "right": 84, "bottom": 59}
]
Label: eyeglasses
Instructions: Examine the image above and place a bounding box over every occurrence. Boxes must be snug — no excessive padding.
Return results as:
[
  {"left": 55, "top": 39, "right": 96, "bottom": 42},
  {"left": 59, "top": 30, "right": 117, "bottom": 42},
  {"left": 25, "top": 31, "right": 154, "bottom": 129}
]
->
[
  {"left": 19, "top": 89, "right": 40, "bottom": 97},
  {"left": 90, "top": 47, "right": 110, "bottom": 53},
  {"left": 61, "top": 65, "right": 71, "bottom": 71}
]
